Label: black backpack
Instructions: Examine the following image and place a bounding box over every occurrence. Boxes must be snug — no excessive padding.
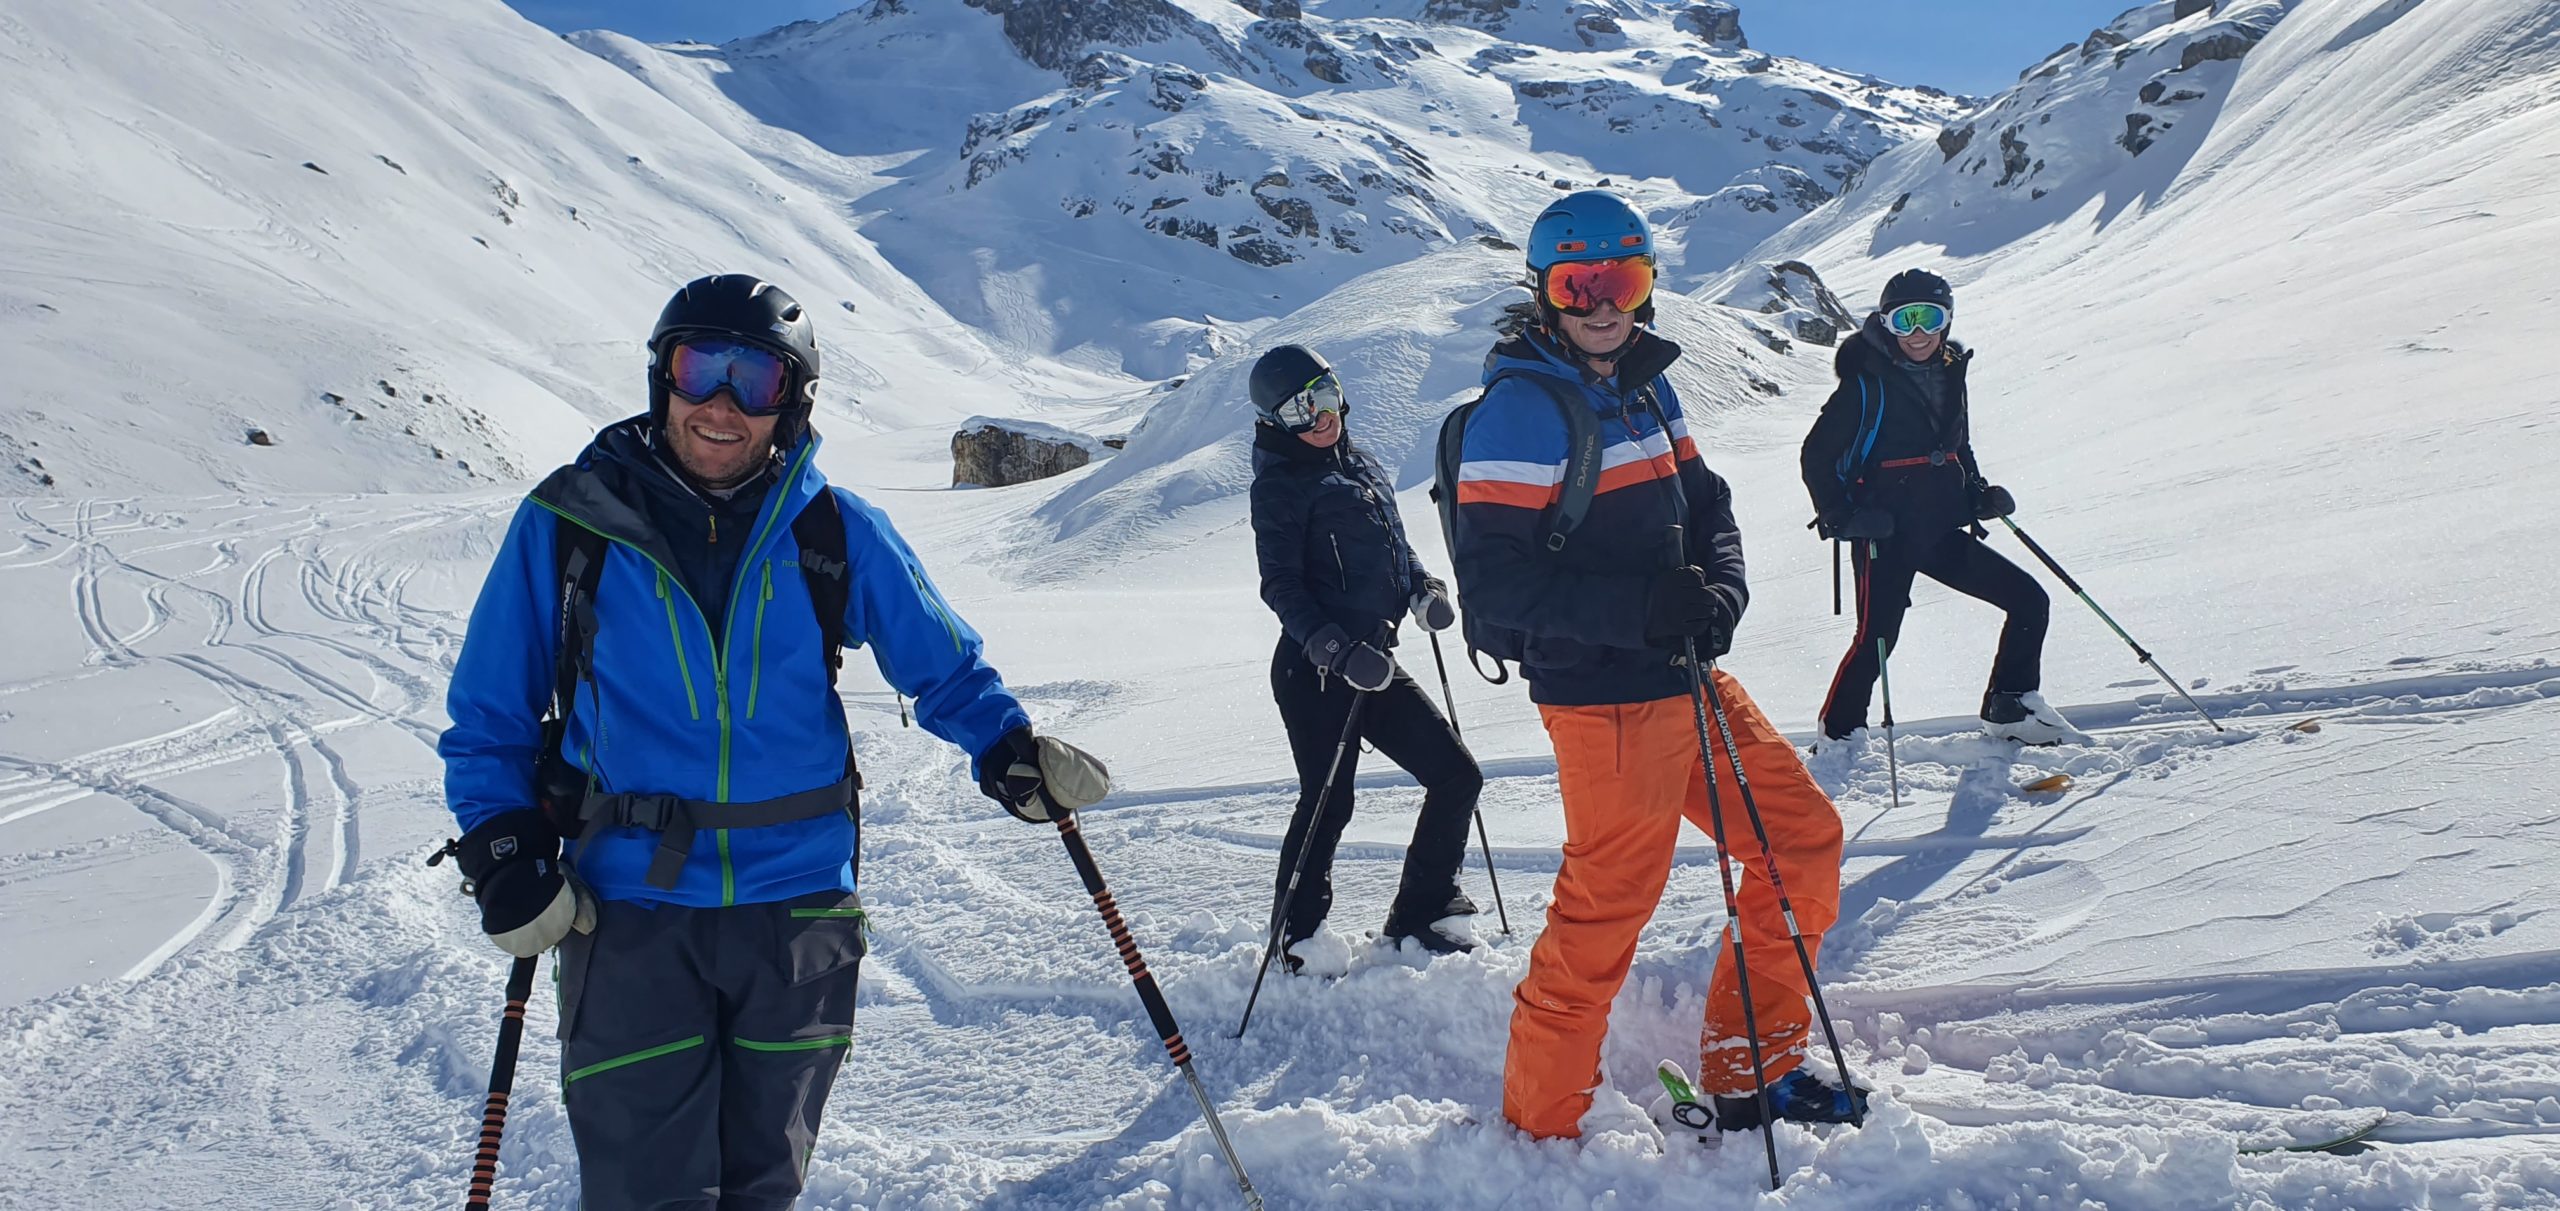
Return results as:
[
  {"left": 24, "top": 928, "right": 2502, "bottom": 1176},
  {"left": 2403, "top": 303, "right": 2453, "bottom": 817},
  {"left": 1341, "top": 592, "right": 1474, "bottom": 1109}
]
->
[
  {"left": 1427, "top": 370, "right": 1602, "bottom": 684},
  {"left": 532, "top": 494, "right": 855, "bottom": 830}
]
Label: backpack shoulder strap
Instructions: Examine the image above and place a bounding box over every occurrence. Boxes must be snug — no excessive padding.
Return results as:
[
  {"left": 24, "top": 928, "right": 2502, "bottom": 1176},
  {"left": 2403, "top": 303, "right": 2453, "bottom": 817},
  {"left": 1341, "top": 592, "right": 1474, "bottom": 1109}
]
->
[
  {"left": 549, "top": 517, "right": 610, "bottom": 721},
  {"left": 791, "top": 490, "right": 853, "bottom": 685},
  {"left": 1509, "top": 371, "right": 1602, "bottom": 553}
]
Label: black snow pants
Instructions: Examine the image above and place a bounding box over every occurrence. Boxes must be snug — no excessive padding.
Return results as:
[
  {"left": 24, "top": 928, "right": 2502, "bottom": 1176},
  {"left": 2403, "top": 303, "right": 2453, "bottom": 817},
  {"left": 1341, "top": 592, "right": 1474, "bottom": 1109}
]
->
[
  {"left": 553, "top": 889, "right": 867, "bottom": 1211},
  {"left": 1268, "top": 634, "right": 1484, "bottom": 944},
  {"left": 1820, "top": 528, "right": 2051, "bottom": 739}
]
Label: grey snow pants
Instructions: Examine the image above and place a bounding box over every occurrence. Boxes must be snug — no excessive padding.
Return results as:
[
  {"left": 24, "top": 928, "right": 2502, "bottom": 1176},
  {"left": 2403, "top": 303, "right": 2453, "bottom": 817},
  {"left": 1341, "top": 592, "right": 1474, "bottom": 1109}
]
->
[{"left": 554, "top": 889, "right": 867, "bottom": 1211}]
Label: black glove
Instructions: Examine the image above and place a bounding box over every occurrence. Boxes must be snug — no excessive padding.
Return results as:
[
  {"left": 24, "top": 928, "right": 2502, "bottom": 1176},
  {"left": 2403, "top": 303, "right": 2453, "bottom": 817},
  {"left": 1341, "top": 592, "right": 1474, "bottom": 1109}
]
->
[
  {"left": 453, "top": 809, "right": 594, "bottom": 958},
  {"left": 1974, "top": 483, "right": 2016, "bottom": 521},
  {"left": 1818, "top": 506, "right": 1894, "bottom": 542},
  {"left": 1408, "top": 576, "right": 1456, "bottom": 633},
  {"left": 977, "top": 726, "right": 1113, "bottom": 823},
  {"left": 1304, "top": 624, "right": 1394, "bottom": 692},
  {"left": 1644, "top": 566, "right": 1726, "bottom": 646}
]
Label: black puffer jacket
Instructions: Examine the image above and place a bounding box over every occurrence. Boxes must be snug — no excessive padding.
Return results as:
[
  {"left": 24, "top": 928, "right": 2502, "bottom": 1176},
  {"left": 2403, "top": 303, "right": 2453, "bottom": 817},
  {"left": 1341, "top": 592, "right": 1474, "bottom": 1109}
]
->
[
  {"left": 1800, "top": 314, "right": 1985, "bottom": 547},
  {"left": 1249, "top": 424, "right": 1432, "bottom": 651}
]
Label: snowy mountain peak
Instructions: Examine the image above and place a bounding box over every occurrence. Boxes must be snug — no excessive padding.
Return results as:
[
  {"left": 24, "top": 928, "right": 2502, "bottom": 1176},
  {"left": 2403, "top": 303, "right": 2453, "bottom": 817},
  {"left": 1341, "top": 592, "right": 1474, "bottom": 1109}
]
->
[{"left": 587, "top": 0, "right": 1964, "bottom": 368}]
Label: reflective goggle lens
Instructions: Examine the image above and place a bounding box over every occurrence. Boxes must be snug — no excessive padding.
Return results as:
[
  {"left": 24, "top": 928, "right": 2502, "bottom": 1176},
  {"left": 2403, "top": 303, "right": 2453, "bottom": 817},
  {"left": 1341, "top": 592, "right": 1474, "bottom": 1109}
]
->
[
  {"left": 665, "top": 339, "right": 793, "bottom": 415},
  {"left": 1275, "top": 372, "right": 1346, "bottom": 432},
  {"left": 1542, "top": 255, "right": 1655, "bottom": 317},
  {"left": 1885, "top": 302, "right": 1950, "bottom": 336}
]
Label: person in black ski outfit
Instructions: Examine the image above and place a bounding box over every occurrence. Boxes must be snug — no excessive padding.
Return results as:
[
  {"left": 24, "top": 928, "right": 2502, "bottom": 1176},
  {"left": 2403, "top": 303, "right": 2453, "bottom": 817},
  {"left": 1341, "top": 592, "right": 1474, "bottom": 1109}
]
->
[
  {"left": 1248, "top": 343, "right": 1485, "bottom": 966},
  {"left": 1801, "top": 269, "right": 2080, "bottom": 745}
]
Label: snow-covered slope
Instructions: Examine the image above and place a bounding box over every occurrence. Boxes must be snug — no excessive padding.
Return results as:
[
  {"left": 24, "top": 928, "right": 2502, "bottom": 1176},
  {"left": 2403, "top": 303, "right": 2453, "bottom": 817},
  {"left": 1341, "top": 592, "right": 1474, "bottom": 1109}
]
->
[
  {"left": 1712, "top": 0, "right": 2560, "bottom": 714},
  {"left": 572, "top": 0, "right": 1963, "bottom": 370},
  {"left": 4, "top": 0, "right": 2559, "bottom": 1207},
  {"left": 0, "top": 0, "right": 1120, "bottom": 497}
]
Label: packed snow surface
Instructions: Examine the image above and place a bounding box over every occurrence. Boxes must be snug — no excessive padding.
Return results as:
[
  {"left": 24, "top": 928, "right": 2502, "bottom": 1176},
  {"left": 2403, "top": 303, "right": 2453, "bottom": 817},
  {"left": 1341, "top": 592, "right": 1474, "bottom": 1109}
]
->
[{"left": 3, "top": 0, "right": 2558, "bottom": 1208}]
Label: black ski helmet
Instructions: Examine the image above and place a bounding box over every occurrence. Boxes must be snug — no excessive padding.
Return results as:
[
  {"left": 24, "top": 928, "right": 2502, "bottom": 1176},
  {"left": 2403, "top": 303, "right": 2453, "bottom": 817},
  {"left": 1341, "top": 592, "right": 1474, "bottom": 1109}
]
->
[
  {"left": 648, "top": 274, "right": 823, "bottom": 446},
  {"left": 1248, "top": 344, "right": 1337, "bottom": 428},
  {"left": 1878, "top": 268, "right": 1954, "bottom": 313}
]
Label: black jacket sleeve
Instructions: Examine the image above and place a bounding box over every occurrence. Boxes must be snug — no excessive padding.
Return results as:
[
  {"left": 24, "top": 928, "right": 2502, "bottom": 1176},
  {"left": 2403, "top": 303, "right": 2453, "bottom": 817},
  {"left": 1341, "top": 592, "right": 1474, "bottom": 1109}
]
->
[
  {"left": 1683, "top": 460, "right": 1750, "bottom": 628},
  {"left": 1250, "top": 470, "right": 1332, "bottom": 647}
]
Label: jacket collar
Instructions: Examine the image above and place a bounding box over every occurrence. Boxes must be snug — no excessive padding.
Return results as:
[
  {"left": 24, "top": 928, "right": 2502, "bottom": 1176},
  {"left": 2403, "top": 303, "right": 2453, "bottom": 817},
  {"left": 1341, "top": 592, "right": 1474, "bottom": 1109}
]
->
[
  {"left": 1485, "top": 327, "right": 1685, "bottom": 405},
  {"left": 532, "top": 415, "right": 825, "bottom": 577}
]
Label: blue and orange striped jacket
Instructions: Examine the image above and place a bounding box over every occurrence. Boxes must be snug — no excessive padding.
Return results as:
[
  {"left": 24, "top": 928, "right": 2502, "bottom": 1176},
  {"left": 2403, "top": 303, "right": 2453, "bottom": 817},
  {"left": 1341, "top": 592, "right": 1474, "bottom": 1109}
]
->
[{"left": 1450, "top": 329, "right": 1748, "bottom": 706}]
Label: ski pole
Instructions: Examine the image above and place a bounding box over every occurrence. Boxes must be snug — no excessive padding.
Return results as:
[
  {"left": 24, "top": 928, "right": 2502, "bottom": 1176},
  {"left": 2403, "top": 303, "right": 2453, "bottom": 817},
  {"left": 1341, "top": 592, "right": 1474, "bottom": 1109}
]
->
[
  {"left": 1237, "top": 689, "right": 1367, "bottom": 1039},
  {"left": 1997, "top": 516, "right": 2223, "bottom": 731},
  {"left": 1699, "top": 663, "right": 1863, "bottom": 1126},
  {"left": 1679, "top": 638, "right": 1783, "bottom": 1192},
  {"left": 1832, "top": 539, "right": 1842, "bottom": 617},
  {"left": 465, "top": 955, "right": 538, "bottom": 1210},
  {"left": 1427, "top": 632, "right": 1510, "bottom": 936},
  {"left": 1868, "top": 541, "right": 1902, "bottom": 813},
  {"left": 1055, "top": 812, "right": 1265, "bottom": 1211}
]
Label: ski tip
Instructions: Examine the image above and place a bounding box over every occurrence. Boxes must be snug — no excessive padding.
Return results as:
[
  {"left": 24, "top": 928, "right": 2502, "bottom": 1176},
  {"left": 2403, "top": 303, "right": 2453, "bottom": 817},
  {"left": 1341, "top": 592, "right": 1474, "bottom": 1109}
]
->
[
  {"left": 2020, "top": 773, "right": 2075, "bottom": 795},
  {"left": 1655, "top": 1059, "right": 1699, "bottom": 1102}
]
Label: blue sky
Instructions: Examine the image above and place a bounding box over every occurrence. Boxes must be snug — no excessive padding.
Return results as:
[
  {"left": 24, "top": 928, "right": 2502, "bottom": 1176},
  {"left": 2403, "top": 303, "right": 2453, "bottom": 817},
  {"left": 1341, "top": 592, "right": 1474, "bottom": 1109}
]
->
[{"left": 502, "top": 1, "right": 2139, "bottom": 96}]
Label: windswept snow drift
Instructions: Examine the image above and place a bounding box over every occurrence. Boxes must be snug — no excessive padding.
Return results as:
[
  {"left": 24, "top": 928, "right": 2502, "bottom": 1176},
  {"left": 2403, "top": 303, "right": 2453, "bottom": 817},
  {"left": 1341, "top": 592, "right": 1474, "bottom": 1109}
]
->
[{"left": 2, "top": 0, "right": 2558, "bottom": 1207}]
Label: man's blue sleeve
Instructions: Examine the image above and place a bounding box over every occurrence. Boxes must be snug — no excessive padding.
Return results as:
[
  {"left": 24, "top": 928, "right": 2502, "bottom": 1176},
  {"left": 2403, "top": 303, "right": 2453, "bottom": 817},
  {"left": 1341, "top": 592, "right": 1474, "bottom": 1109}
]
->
[
  {"left": 439, "top": 500, "right": 560, "bottom": 831},
  {"left": 833, "top": 489, "right": 1030, "bottom": 777}
]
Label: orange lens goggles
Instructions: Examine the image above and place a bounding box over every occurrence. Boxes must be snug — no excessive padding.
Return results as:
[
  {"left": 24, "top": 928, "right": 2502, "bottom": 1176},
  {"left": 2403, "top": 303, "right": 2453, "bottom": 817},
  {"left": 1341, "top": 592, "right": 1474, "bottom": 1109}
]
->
[{"left": 1542, "top": 255, "right": 1655, "bottom": 317}]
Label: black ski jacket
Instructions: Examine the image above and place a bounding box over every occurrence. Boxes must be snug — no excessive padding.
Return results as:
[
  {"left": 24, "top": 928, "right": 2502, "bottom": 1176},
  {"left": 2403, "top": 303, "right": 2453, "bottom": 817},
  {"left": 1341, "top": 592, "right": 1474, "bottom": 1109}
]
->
[
  {"left": 1250, "top": 425, "right": 1431, "bottom": 652},
  {"left": 1800, "top": 315, "right": 1986, "bottom": 547}
]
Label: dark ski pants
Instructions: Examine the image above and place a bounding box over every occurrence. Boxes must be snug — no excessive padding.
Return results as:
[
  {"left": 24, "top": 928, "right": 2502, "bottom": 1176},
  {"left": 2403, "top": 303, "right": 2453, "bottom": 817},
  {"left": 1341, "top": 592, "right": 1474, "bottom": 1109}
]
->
[
  {"left": 1268, "top": 634, "right": 1483, "bottom": 943},
  {"left": 553, "top": 889, "right": 867, "bottom": 1211},
  {"left": 1820, "top": 529, "right": 2049, "bottom": 739}
]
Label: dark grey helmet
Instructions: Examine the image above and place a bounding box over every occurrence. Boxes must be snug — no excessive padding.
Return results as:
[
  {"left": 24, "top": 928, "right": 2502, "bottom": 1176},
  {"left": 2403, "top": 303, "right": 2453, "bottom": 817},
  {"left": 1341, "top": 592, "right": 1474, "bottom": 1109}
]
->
[{"left": 647, "top": 274, "right": 822, "bottom": 444}]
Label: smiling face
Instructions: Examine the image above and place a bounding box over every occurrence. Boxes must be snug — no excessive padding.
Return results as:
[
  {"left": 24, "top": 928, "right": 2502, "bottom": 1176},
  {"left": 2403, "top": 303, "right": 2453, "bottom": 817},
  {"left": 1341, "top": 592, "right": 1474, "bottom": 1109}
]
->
[
  {"left": 1556, "top": 301, "right": 1633, "bottom": 363},
  {"left": 1296, "top": 408, "right": 1343, "bottom": 449},
  {"left": 1897, "top": 330, "right": 1945, "bottom": 362},
  {"left": 664, "top": 390, "right": 779, "bottom": 489}
]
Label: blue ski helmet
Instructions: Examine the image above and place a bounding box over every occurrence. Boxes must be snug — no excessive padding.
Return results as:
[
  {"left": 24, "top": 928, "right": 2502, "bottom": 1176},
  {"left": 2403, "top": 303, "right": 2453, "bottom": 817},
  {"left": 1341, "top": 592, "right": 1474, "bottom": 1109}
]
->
[{"left": 1527, "top": 190, "right": 1653, "bottom": 272}]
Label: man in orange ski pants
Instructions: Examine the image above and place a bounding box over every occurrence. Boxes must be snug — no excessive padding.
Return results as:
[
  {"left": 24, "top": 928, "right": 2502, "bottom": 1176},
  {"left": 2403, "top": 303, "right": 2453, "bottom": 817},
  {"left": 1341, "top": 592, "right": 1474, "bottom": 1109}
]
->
[
  {"left": 1449, "top": 189, "right": 1859, "bottom": 1139},
  {"left": 1510, "top": 684, "right": 1844, "bottom": 1136}
]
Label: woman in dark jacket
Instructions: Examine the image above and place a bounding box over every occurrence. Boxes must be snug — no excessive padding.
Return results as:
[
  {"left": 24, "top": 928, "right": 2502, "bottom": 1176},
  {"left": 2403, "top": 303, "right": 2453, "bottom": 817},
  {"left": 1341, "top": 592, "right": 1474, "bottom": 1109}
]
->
[
  {"left": 1800, "top": 269, "right": 2080, "bottom": 745},
  {"left": 1247, "top": 343, "right": 1485, "bottom": 967}
]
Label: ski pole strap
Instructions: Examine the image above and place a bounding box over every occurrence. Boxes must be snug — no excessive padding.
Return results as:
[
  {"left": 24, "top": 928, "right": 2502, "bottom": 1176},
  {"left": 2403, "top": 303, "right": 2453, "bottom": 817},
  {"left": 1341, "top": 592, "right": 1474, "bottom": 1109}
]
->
[
  {"left": 1876, "top": 450, "right": 1961, "bottom": 469},
  {"left": 579, "top": 776, "right": 861, "bottom": 890}
]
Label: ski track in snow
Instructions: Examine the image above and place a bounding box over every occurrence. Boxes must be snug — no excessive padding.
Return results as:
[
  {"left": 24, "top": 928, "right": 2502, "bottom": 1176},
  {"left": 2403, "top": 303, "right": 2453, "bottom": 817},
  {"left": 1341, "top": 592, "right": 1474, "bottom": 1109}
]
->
[{"left": 1, "top": 499, "right": 2556, "bottom": 1209}]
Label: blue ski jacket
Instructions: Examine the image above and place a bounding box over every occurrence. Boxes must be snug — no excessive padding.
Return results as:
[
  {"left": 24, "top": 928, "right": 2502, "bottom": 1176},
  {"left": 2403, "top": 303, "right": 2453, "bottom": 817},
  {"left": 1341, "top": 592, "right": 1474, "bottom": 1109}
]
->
[
  {"left": 1449, "top": 329, "right": 1748, "bottom": 706},
  {"left": 440, "top": 418, "right": 1029, "bottom": 908}
]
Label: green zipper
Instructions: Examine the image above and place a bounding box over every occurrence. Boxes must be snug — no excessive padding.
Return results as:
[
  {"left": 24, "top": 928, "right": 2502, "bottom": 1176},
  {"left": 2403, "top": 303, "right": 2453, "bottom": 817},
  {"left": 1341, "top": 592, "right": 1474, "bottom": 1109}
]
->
[
  {"left": 908, "top": 563, "right": 966, "bottom": 653},
  {"left": 656, "top": 568, "right": 701, "bottom": 720},
  {"left": 528, "top": 443, "right": 819, "bottom": 908},
  {"left": 748, "top": 562, "right": 773, "bottom": 719}
]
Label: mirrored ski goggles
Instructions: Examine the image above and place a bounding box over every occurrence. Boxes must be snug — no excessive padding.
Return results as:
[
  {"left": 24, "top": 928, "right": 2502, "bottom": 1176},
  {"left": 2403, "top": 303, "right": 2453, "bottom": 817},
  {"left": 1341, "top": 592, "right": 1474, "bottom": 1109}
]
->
[
  {"left": 1273, "top": 372, "right": 1346, "bottom": 433},
  {"left": 1542, "top": 255, "right": 1655, "bottom": 317},
  {"left": 664, "top": 338, "right": 795, "bottom": 415},
  {"left": 1884, "top": 302, "right": 1951, "bottom": 337}
]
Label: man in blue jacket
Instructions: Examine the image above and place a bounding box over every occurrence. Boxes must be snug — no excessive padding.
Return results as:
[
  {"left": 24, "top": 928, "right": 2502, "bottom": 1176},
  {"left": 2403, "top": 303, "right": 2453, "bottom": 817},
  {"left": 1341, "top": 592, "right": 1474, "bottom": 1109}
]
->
[{"left": 438, "top": 274, "right": 1106, "bottom": 1210}]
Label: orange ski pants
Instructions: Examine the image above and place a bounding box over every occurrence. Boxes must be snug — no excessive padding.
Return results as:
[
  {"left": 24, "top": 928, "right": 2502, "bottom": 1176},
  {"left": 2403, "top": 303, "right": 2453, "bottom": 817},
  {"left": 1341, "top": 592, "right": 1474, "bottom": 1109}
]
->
[{"left": 1503, "top": 673, "right": 1845, "bottom": 1139}]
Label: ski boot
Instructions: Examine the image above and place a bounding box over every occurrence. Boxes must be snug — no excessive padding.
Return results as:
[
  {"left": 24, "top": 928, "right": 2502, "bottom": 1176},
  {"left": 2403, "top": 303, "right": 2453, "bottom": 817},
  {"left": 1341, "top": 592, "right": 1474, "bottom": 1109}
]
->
[
  {"left": 1712, "top": 1070, "right": 1870, "bottom": 1131},
  {"left": 1982, "top": 691, "right": 2088, "bottom": 746}
]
